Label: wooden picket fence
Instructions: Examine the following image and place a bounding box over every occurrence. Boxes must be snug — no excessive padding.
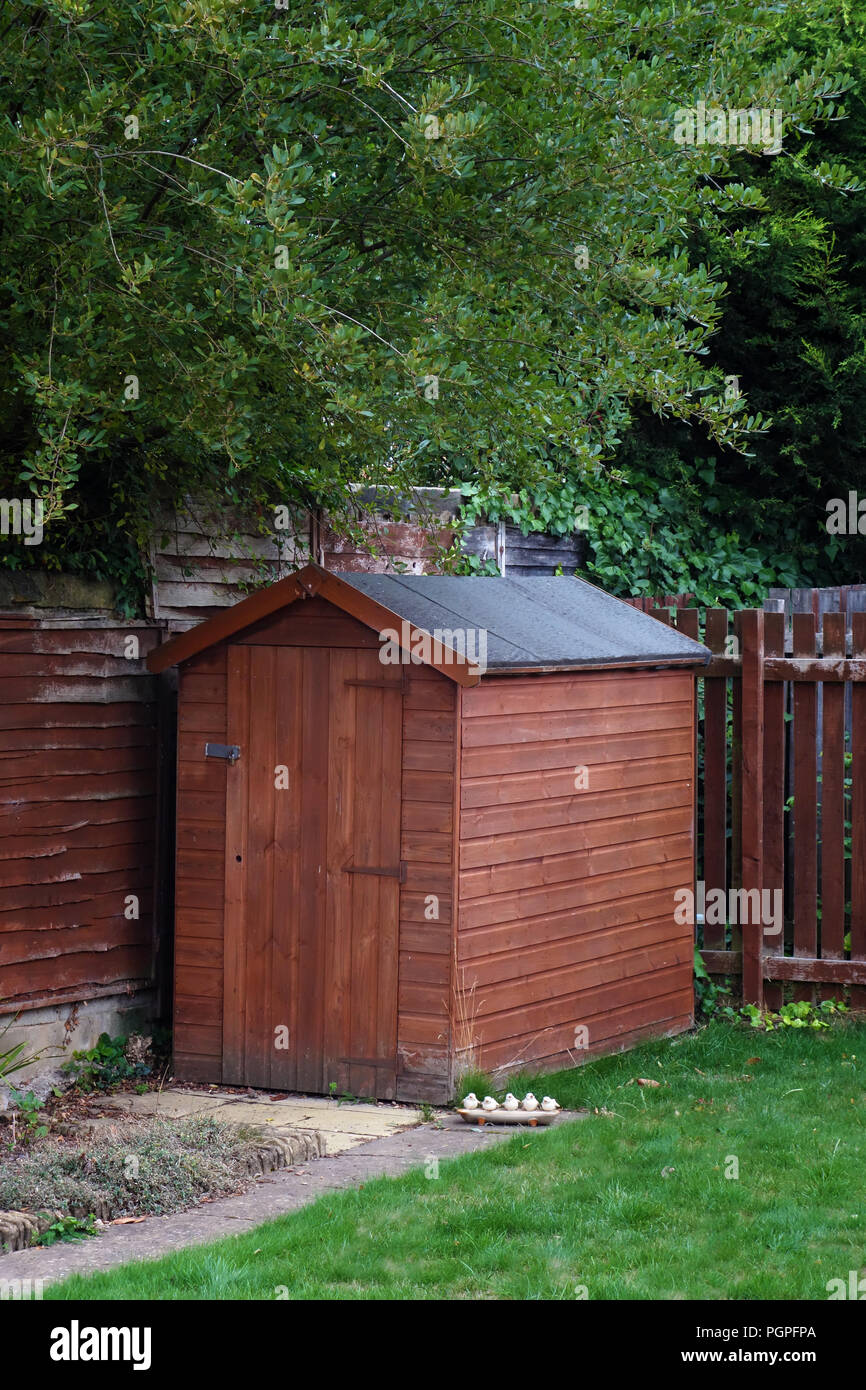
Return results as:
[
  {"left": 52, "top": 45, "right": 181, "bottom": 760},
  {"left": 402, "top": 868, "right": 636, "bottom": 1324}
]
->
[{"left": 626, "top": 594, "right": 866, "bottom": 1008}]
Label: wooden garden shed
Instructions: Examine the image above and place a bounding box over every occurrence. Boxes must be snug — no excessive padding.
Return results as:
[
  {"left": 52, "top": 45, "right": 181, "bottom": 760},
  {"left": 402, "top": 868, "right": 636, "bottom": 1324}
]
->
[{"left": 148, "top": 564, "right": 709, "bottom": 1102}]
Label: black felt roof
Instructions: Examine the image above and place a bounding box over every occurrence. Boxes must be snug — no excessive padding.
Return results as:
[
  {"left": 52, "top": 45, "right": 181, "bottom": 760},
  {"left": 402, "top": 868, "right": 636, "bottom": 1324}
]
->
[{"left": 337, "top": 573, "right": 710, "bottom": 670}]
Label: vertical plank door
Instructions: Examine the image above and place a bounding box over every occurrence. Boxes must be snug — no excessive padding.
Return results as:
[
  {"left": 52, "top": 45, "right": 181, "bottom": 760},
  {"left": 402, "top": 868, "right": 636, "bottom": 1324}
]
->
[{"left": 222, "top": 644, "right": 401, "bottom": 1096}]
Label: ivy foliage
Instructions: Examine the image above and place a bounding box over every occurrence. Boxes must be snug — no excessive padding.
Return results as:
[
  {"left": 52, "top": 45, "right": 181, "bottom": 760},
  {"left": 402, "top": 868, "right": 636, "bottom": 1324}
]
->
[{"left": 459, "top": 451, "right": 807, "bottom": 607}]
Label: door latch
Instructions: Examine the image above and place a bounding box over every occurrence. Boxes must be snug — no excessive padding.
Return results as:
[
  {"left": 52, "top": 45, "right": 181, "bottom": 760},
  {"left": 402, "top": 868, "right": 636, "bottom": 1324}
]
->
[{"left": 205, "top": 742, "right": 241, "bottom": 764}]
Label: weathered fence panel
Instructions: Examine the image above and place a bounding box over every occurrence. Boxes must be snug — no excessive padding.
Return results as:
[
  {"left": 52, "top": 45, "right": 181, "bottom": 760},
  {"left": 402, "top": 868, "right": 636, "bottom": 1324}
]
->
[
  {"left": 632, "top": 595, "right": 866, "bottom": 1005},
  {"left": 0, "top": 617, "right": 162, "bottom": 1014},
  {"left": 150, "top": 490, "right": 588, "bottom": 629}
]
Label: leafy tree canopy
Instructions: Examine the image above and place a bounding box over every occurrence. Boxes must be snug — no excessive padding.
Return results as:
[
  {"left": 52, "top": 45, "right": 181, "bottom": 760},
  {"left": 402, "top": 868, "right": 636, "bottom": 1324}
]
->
[
  {"left": 590, "top": 0, "right": 866, "bottom": 600},
  {"left": 0, "top": 0, "right": 858, "bottom": 605}
]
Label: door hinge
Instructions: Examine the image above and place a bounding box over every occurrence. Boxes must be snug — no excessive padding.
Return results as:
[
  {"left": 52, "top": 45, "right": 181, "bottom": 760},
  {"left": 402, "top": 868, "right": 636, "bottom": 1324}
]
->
[
  {"left": 343, "top": 673, "right": 407, "bottom": 691},
  {"left": 205, "top": 742, "right": 241, "bottom": 764},
  {"left": 343, "top": 859, "right": 407, "bottom": 882},
  {"left": 336, "top": 1057, "right": 398, "bottom": 1070}
]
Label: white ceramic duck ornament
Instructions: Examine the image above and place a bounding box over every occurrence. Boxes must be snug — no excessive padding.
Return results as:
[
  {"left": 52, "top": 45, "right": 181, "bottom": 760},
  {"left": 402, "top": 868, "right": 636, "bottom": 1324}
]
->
[
  {"left": 462, "top": 1092, "right": 480, "bottom": 1110},
  {"left": 502, "top": 1092, "right": 520, "bottom": 1110},
  {"left": 521, "top": 1092, "right": 539, "bottom": 1111},
  {"left": 541, "top": 1096, "right": 561, "bottom": 1112},
  {"left": 481, "top": 1095, "right": 499, "bottom": 1112}
]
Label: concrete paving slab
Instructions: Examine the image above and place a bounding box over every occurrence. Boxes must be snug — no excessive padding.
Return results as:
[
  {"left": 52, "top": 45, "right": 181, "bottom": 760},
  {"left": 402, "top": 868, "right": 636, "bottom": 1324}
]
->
[
  {"left": 100, "top": 1087, "right": 426, "bottom": 1156},
  {"left": 102, "top": 1091, "right": 225, "bottom": 1119}
]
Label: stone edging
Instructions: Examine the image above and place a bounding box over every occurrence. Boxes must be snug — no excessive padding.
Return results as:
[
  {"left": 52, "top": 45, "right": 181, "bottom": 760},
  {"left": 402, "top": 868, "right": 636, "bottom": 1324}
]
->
[
  {"left": 0, "top": 1209, "right": 66, "bottom": 1254},
  {"left": 0, "top": 1126, "right": 324, "bottom": 1256}
]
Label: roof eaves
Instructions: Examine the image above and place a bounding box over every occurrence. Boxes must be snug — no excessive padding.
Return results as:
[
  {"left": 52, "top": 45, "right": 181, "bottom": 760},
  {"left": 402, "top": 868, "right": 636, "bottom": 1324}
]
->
[{"left": 146, "top": 564, "right": 484, "bottom": 685}]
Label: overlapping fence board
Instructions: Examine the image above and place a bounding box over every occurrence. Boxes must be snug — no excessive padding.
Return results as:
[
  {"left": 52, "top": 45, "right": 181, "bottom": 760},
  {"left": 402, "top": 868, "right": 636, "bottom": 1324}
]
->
[
  {"left": 149, "top": 504, "right": 310, "bottom": 629},
  {"left": 0, "top": 619, "right": 161, "bottom": 1013},
  {"left": 151, "top": 492, "right": 588, "bottom": 630}
]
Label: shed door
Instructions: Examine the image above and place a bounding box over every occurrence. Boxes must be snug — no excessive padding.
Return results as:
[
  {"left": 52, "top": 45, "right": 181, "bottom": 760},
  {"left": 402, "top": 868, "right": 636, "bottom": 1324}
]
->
[{"left": 222, "top": 645, "right": 402, "bottom": 1098}]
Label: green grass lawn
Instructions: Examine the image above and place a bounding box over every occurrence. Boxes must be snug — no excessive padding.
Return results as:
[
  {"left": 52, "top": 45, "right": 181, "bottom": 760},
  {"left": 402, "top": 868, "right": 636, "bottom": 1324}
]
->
[{"left": 48, "top": 1019, "right": 866, "bottom": 1300}]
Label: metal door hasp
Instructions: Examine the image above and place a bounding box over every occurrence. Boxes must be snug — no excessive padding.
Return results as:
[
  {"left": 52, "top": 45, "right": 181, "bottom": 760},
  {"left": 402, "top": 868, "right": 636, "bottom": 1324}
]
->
[{"left": 205, "top": 742, "right": 241, "bottom": 764}]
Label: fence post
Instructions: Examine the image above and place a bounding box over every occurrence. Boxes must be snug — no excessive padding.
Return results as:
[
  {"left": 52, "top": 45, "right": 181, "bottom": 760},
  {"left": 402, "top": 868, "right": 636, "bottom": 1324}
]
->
[
  {"left": 762, "top": 607, "right": 786, "bottom": 1010},
  {"left": 740, "top": 610, "right": 765, "bottom": 1006},
  {"left": 851, "top": 613, "right": 866, "bottom": 1007},
  {"left": 703, "top": 610, "right": 729, "bottom": 954}
]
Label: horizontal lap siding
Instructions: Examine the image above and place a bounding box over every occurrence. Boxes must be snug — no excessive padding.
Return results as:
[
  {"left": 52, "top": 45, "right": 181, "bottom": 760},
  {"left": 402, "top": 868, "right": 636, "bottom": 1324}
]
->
[
  {"left": 0, "top": 624, "right": 159, "bottom": 1012},
  {"left": 173, "top": 646, "right": 227, "bottom": 1079},
  {"left": 456, "top": 669, "right": 695, "bottom": 1075},
  {"left": 397, "top": 666, "right": 456, "bottom": 1102}
]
